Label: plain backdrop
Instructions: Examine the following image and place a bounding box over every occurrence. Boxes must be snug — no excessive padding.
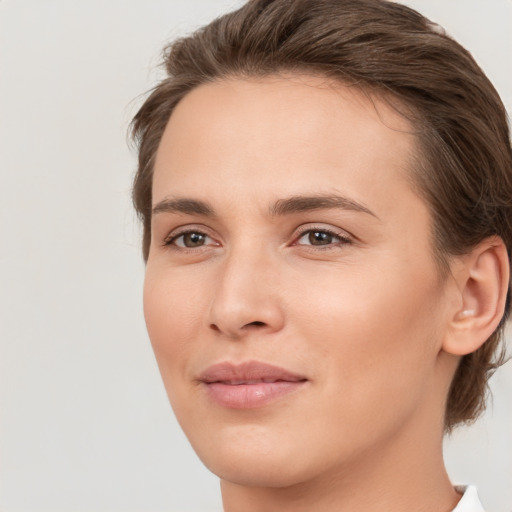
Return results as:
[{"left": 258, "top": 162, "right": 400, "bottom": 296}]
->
[{"left": 0, "top": 1, "right": 511, "bottom": 511}]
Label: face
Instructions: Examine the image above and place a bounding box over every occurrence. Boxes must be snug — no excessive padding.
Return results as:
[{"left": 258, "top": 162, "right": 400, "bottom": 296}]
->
[{"left": 144, "top": 75, "right": 455, "bottom": 488}]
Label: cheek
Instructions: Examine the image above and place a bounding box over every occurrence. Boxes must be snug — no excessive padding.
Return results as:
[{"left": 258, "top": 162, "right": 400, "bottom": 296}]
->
[
  {"left": 142, "top": 265, "right": 219, "bottom": 434},
  {"left": 143, "top": 266, "right": 208, "bottom": 378},
  {"left": 289, "top": 259, "right": 445, "bottom": 418}
]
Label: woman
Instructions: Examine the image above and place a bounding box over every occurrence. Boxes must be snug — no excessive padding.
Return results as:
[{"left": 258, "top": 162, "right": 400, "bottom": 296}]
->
[{"left": 130, "top": 0, "right": 511, "bottom": 510}]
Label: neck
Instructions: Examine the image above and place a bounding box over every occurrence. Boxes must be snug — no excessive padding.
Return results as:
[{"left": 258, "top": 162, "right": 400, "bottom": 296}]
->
[{"left": 221, "top": 410, "right": 461, "bottom": 512}]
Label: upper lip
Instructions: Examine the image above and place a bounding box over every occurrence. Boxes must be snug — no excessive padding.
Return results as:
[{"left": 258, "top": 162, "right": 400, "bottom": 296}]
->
[{"left": 198, "top": 361, "right": 307, "bottom": 384}]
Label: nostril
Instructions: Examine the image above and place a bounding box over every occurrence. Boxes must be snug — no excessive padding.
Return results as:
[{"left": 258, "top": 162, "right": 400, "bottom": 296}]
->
[
  {"left": 208, "top": 320, "right": 268, "bottom": 336},
  {"left": 246, "top": 321, "right": 266, "bottom": 328}
]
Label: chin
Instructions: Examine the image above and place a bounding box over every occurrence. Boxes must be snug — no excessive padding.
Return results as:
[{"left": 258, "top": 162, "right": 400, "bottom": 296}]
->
[
  {"left": 186, "top": 422, "right": 329, "bottom": 488},
  {"left": 205, "top": 452, "right": 313, "bottom": 489}
]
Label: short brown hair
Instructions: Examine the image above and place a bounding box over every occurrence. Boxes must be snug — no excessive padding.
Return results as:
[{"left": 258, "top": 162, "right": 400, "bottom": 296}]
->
[{"left": 130, "top": 0, "right": 512, "bottom": 431}]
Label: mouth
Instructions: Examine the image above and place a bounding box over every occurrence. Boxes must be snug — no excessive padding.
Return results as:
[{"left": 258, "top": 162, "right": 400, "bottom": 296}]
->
[{"left": 198, "top": 361, "right": 308, "bottom": 409}]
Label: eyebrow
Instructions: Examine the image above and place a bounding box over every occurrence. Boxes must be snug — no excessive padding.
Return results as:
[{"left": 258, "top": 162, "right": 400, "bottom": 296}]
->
[
  {"left": 269, "top": 194, "right": 378, "bottom": 218},
  {"left": 152, "top": 193, "right": 378, "bottom": 219},
  {"left": 152, "top": 197, "right": 215, "bottom": 217}
]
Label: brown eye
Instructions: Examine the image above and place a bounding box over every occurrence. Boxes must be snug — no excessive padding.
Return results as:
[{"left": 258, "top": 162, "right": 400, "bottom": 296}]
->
[
  {"left": 308, "top": 231, "right": 334, "bottom": 245},
  {"left": 183, "top": 232, "right": 206, "bottom": 247},
  {"left": 172, "top": 231, "right": 211, "bottom": 248},
  {"left": 295, "top": 228, "right": 351, "bottom": 248}
]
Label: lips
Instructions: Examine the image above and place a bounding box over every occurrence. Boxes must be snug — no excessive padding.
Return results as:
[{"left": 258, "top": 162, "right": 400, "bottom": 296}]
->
[{"left": 198, "top": 361, "right": 307, "bottom": 409}]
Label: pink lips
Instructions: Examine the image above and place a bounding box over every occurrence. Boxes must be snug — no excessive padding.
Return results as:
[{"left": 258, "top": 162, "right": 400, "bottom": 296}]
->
[{"left": 198, "top": 361, "right": 307, "bottom": 409}]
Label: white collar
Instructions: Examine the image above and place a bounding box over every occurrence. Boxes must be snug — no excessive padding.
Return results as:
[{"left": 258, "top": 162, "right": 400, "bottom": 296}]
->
[{"left": 452, "top": 486, "right": 485, "bottom": 512}]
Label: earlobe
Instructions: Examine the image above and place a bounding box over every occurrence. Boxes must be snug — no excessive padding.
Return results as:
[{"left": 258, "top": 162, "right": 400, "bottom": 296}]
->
[
  {"left": 454, "top": 309, "right": 476, "bottom": 320},
  {"left": 443, "top": 237, "right": 510, "bottom": 356}
]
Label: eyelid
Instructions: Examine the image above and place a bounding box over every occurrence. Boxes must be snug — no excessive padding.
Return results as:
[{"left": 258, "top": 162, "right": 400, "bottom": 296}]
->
[
  {"left": 160, "top": 223, "right": 354, "bottom": 250},
  {"left": 291, "top": 224, "right": 353, "bottom": 247},
  {"left": 163, "top": 225, "right": 220, "bottom": 248}
]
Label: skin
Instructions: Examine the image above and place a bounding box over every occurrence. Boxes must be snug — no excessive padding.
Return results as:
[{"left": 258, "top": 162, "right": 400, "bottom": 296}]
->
[{"left": 144, "top": 75, "right": 466, "bottom": 511}]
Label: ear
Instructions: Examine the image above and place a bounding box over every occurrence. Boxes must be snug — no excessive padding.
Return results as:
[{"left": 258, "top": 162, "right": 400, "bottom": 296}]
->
[{"left": 443, "top": 236, "right": 510, "bottom": 356}]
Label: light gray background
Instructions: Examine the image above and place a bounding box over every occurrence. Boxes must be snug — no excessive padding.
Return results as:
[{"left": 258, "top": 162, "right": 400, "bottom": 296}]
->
[{"left": 0, "top": 1, "right": 511, "bottom": 511}]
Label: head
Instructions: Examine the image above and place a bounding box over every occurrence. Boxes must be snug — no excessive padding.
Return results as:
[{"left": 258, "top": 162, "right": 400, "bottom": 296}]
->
[{"left": 131, "top": 0, "right": 511, "bottom": 486}]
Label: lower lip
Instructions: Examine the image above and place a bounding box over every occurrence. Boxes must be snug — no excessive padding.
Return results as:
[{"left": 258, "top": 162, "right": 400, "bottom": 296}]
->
[{"left": 203, "top": 381, "right": 306, "bottom": 409}]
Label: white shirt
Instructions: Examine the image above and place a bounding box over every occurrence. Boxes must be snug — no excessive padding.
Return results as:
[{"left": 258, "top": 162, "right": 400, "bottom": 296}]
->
[{"left": 452, "top": 486, "right": 485, "bottom": 512}]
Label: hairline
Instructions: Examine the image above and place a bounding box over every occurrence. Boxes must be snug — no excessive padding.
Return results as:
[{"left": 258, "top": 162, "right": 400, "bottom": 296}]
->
[{"left": 144, "top": 70, "right": 454, "bottom": 282}]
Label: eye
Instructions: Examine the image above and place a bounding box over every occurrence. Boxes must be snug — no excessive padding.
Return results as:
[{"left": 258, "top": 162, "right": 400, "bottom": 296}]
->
[
  {"left": 295, "top": 228, "right": 351, "bottom": 247},
  {"left": 165, "top": 230, "right": 216, "bottom": 249}
]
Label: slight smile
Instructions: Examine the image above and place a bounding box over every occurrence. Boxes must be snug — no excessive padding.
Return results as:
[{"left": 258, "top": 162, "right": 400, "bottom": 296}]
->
[{"left": 198, "top": 361, "right": 308, "bottom": 409}]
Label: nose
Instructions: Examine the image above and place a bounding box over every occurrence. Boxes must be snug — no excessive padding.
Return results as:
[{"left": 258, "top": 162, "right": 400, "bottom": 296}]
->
[{"left": 207, "top": 248, "right": 285, "bottom": 339}]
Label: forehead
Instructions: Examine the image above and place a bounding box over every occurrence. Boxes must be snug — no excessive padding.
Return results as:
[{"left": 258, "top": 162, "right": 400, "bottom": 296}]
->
[{"left": 152, "top": 74, "right": 420, "bottom": 215}]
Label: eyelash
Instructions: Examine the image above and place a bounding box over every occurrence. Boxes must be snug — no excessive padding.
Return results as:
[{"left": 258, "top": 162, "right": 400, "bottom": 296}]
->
[
  {"left": 163, "top": 228, "right": 217, "bottom": 250},
  {"left": 163, "top": 225, "right": 352, "bottom": 252},
  {"left": 293, "top": 226, "right": 352, "bottom": 249}
]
